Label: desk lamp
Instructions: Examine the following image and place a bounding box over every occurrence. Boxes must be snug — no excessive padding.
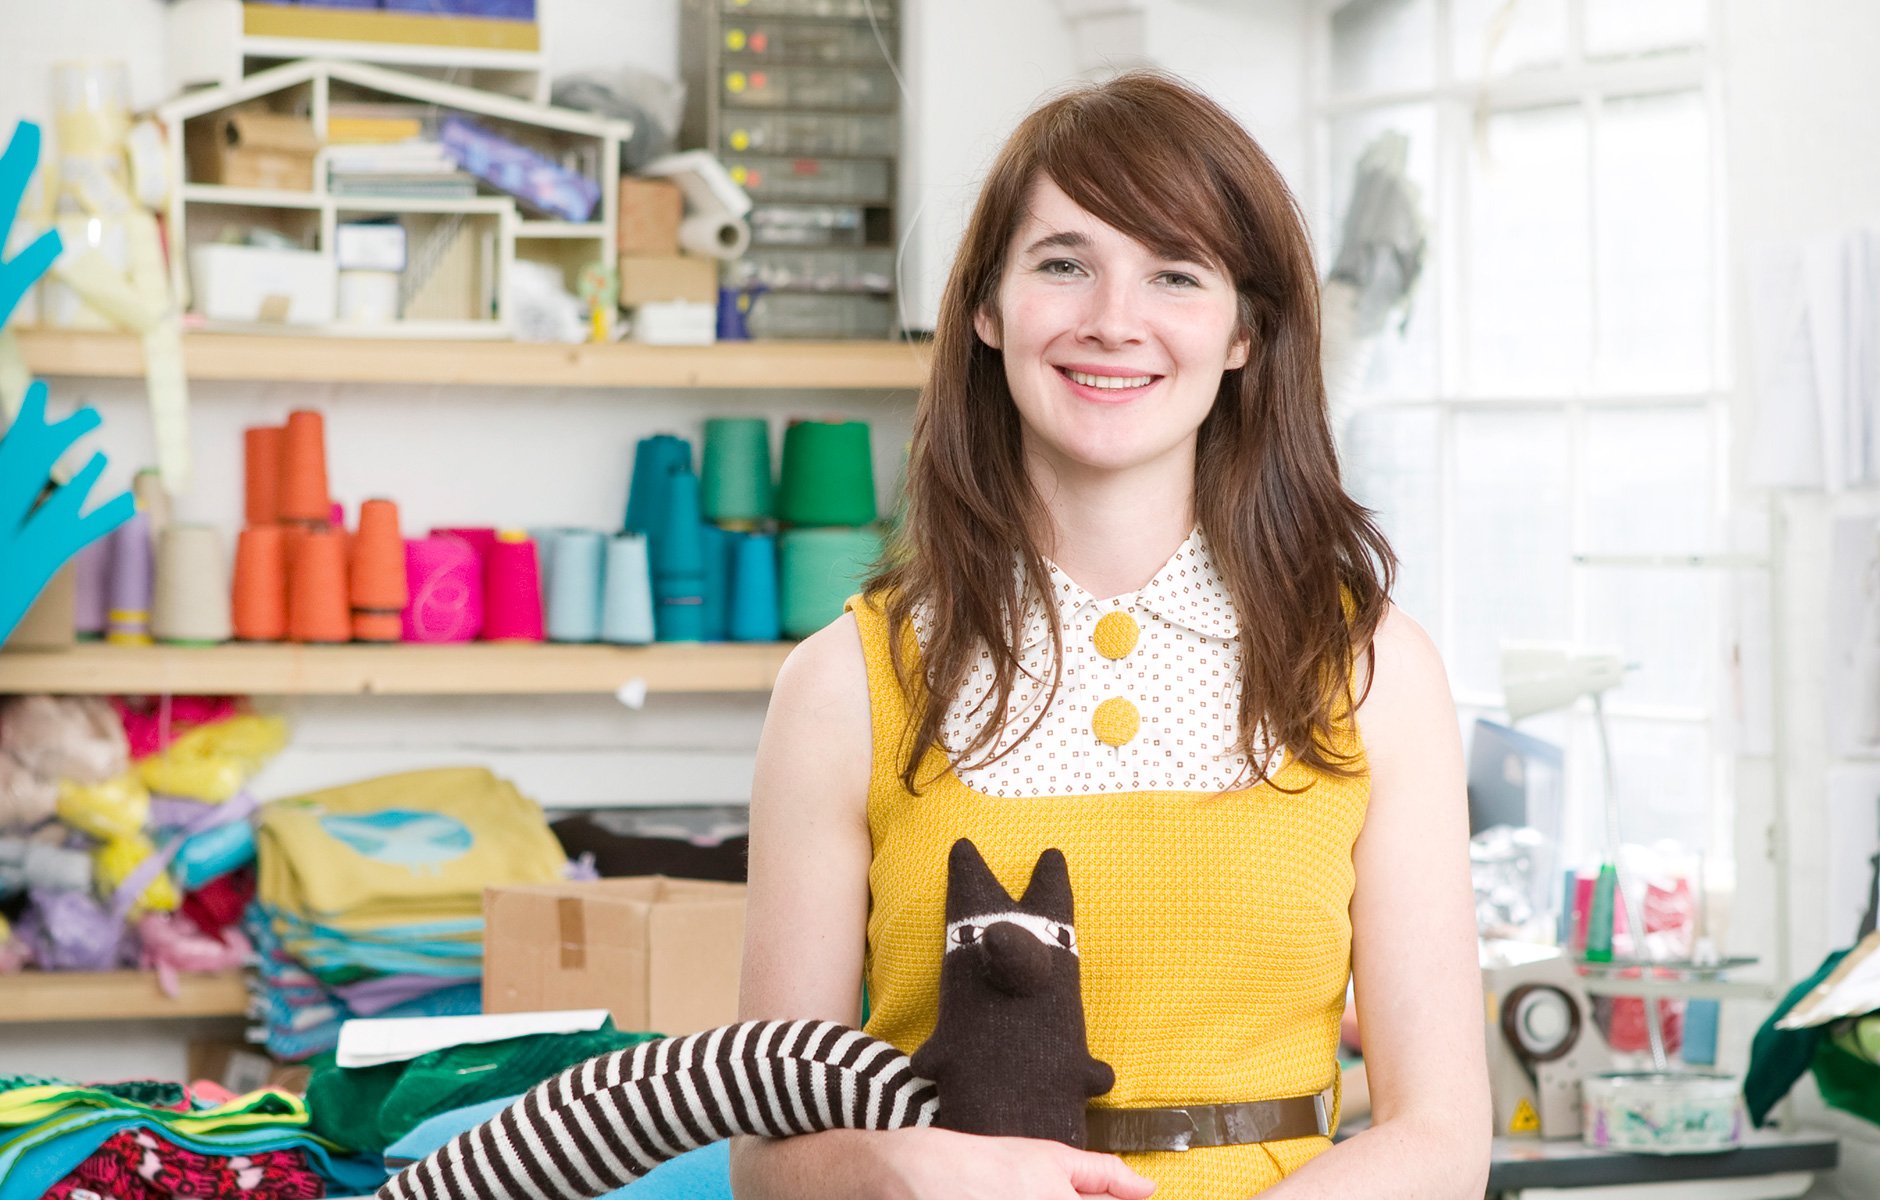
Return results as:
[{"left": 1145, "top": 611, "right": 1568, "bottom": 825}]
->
[{"left": 1500, "top": 643, "right": 1668, "bottom": 1070}]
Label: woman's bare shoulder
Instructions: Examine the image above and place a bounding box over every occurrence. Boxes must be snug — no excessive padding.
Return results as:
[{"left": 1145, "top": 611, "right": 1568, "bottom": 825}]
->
[{"left": 757, "top": 612, "right": 874, "bottom": 805}]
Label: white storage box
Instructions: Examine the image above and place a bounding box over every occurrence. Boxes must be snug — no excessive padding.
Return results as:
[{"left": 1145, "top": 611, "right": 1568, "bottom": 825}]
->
[{"left": 188, "top": 243, "right": 335, "bottom": 325}]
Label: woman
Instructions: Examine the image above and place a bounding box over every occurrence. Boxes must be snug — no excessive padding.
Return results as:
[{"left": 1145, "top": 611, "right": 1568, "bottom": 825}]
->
[{"left": 733, "top": 71, "right": 1488, "bottom": 1199}]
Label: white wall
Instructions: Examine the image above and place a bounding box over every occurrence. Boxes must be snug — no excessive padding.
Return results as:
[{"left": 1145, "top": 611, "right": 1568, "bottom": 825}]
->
[{"left": 1722, "top": 0, "right": 1880, "bottom": 1193}]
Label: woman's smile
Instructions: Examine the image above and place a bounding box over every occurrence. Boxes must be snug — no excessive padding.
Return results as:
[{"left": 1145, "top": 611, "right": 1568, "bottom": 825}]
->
[{"left": 1054, "top": 363, "right": 1164, "bottom": 402}]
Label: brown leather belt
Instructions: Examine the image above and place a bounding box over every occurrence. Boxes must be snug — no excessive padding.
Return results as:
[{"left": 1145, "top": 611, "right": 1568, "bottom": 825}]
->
[{"left": 1084, "top": 1088, "right": 1332, "bottom": 1153}]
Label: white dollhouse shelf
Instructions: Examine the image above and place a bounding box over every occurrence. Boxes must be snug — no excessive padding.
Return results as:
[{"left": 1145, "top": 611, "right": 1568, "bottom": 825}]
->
[{"left": 156, "top": 58, "right": 629, "bottom": 339}]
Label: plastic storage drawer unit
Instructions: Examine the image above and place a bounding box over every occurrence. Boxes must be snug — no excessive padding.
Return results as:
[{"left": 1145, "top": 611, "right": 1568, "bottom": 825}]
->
[
  {"left": 726, "top": 155, "right": 891, "bottom": 203},
  {"left": 722, "top": 111, "right": 898, "bottom": 157},
  {"left": 745, "top": 292, "right": 894, "bottom": 338}
]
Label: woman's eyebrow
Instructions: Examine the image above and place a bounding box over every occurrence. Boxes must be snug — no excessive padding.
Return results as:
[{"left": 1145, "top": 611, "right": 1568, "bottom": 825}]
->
[{"left": 1022, "top": 230, "right": 1091, "bottom": 256}]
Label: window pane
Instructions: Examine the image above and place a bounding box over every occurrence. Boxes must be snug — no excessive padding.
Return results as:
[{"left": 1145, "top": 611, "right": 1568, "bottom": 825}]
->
[
  {"left": 1344, "top": 405, "right": 1442, "bottom": 634},
  {"left": 1451, "top": 409, "right": 1572, "bottom": 694},
  {"left": 1327, "top": 105, "right": 1439, "bottom": 398},
  {"left": 1585, "top": 0, "right": 1707, "bottom": 58},
  {"left": 1582, "top": 406, "right": 1715, "bottom": 554},
  {"left": 1450, "top": 0, "right": 1568, "bottom": 82},
  {"left": 1467, "top": 104, "right": 1591, "bottom": 396},
  {"left": 1331, "top": 0, "right": 1436, "bottom": 96},
  {"left": 1581, "top": 567, "right": 1718, "bottom": 711},
  {"left": 1568, "top": 716, "right": 1716, "bottom": 860},
  {"left": 1595, "top": 91, "right": 1711, "bottom": 393}
]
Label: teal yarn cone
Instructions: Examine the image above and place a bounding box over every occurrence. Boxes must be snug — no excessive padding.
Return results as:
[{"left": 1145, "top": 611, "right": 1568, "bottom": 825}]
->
[
  {"left": 779, "top": 526, "right": 883, "bottom": 639},
  {"left": 545, "top": 528, "right": 605, "bottom": 643},
  {"left": 729, "top": 531, "right": 781, "bottom": 642},
  {"left": 652, "top": 470, "right": 708, "bottom": 641},
  {"left": 601, "top": 533, "right": 655, "bottom": 644},
  {"left": 701, "top": 418, "right": 772, "bottom": 524},
  {"left": 625, "top": 434, "right": 693, "bottom": 534},
  {"left": 700, "top": 522, "right": 734, "bottom": 641},
  {"left": 778, "top": 420, "right": 876, "bottom": 527}
]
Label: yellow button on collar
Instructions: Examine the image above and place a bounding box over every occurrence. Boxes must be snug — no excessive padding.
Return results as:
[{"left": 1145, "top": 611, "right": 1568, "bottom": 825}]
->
[
  {"left": 1093, "top": 610, "right": 1139, "bottom": 660},
  {"left": 1092, "top": 697, "right": 1140, "bottom": 747}
]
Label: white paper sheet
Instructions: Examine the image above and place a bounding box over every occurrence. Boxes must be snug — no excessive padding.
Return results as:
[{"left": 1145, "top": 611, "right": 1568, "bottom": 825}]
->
[{"left": 335, "top": 1008, "right": 611, "bottom": 1069}]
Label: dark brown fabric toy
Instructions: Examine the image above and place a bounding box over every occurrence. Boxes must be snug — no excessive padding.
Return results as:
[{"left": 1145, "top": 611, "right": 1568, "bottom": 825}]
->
[{"left": 910, "top": 838, "right": 1116, "bottom": 1146}]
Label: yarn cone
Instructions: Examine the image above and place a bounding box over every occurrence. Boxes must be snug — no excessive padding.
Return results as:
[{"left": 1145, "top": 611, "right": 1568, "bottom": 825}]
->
[
  {"left": 350, "top": 499, "right": 406, "bottom": 642},
  {"left": 232, "top": 525, "right": 288, "bottom": 642}
]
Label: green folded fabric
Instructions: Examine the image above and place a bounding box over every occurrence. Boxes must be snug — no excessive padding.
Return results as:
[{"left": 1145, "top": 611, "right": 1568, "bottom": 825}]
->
[
  {"left": 1815, "top": 1026, "right": 1880, "bottom": 1126},
  {"left": 1744, "top": 946, "right": 1850, "bottom": 1126},
  {"left": 0, "top": 1077, "right": 184, "bottom": 1109},
  {"left": 0, "top": 1084, "right": 306, "bottom": 1132},
  {"left": 306, "top": 1023, "right": 662, "bottom": 1154}
]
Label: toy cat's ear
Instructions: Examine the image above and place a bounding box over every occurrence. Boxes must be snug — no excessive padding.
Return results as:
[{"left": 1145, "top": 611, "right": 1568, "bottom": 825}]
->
[
  {"left": 1019, "top": 847, "right": 1074, "bottom": 924},
  {"left": 945, "top": 837, "right": 1013, "bottom": 922}
]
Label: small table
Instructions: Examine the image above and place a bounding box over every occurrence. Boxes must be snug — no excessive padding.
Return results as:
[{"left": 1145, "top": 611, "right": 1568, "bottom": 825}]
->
[{"left": 1487, "top": 1128, "right": 1839, "bottom": 1198}]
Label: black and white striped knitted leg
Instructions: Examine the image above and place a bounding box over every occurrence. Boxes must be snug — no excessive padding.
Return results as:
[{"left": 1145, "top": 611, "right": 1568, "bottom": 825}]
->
[{"left": 376, "top": 1018, "right": 940, "bottom": 1200}]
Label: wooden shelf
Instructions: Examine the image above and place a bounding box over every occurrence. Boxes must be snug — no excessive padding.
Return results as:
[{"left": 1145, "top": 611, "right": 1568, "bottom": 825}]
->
[
  {"left": 0, "top": 642, "right": 795, "bottom": 697},
  {"left": 0, "top": 969, "right": 248, "bottom": 1024},
  {"left": 13, "top": 329, "right": 931, "bottom": 390}
]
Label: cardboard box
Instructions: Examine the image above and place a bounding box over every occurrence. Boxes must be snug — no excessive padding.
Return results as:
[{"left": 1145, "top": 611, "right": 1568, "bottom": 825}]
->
[
  {"left": 618, "top": 178, "right": 683, "bottom": 256},
  {"left": 483, "top": 877, "right": 746, "bottom": 1036},
  {"left": 189, "top": 243, "right": 335, "bottom": 325},
  {"left": 617, "top": 254, "right": 718, "bottom": 307},
  {"left": 187, "top": 110, "right": 320, "bottom": 192}
]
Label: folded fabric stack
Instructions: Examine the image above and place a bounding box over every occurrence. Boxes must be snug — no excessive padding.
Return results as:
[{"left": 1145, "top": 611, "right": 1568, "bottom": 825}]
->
[
  {"left": 0, "top": 1074, "right": 384, "bottom": 1200},
  {"left": 249, "top": 767, "right": 568, "bottom": 1060},
  {"left": 0, "top": 695, "right": 282, "bottom": 987}
]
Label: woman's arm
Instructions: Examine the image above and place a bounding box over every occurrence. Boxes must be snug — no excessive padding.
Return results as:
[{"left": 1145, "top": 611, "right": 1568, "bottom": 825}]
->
[
  {"left": 727, "top": 615, "right": 1155, "bottom": 1200},
  {"left": 1259, "top": 604, "right": 1491, "bottom": 1198}
]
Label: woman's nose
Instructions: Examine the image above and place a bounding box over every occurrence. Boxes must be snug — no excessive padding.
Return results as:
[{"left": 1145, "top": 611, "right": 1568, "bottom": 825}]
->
[{"left": 1075, "top": 277, "right": 1146, "bottom": 347}]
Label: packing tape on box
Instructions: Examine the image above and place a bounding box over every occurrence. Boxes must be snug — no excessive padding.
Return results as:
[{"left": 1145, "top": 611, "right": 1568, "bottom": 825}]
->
[{"left": 558, "top": 896, "right": 586, "bottom": 969}]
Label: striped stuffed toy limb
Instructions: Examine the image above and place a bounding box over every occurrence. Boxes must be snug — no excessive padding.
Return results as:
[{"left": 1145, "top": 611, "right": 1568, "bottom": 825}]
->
[{"left": 377, "top": 1018, "right": 939, "bottom": 1200}]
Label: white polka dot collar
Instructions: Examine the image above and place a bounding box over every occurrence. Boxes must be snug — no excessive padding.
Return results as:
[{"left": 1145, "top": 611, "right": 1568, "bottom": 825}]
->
[{"left": 1019, "top": 528, "right": 1241, "bottom": 648}]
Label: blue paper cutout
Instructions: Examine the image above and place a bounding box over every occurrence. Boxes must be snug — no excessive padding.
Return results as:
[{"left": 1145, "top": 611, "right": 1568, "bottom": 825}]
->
[{"left": 0, "top": 120, "right": 135, "bottom": 646}]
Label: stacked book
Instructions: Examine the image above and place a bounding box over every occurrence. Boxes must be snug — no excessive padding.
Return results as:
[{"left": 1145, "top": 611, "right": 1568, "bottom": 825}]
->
[{"left": 325, "top": 102, "right": 476, "bottom": 200}]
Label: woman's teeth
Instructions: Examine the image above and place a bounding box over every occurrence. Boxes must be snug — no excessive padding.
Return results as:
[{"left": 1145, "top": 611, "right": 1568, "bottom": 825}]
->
[{"left": 1064, "top": 369, "right": 1155, "bottom": 390}]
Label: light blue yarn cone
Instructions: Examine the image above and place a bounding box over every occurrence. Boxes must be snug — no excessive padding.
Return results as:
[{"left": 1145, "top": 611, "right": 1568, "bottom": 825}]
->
[
  {"left": 546, "top": 529, "right": 605, "bottom": 643},
  {"left": 601, "top": 533, "right": 655, "bottom": 645}
]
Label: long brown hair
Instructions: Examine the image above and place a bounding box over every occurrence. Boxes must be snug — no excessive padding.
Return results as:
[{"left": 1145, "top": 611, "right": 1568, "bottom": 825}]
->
[{"left": 866, "top": 70, "right": 1395, "bottom": 794}]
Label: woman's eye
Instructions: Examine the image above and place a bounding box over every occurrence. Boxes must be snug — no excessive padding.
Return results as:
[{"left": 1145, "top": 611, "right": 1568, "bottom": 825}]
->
[
  {"left": 1160, "top": 272, "right": 1199, "bottom": 288},
  {"left": 1040, "top": 259, "right": 1082, "bottom": 277}
]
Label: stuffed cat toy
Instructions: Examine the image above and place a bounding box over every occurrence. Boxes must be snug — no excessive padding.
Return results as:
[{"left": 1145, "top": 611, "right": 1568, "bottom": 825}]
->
[{"left": 377, "top": 839, "right": 1111, "bottom": 1200}]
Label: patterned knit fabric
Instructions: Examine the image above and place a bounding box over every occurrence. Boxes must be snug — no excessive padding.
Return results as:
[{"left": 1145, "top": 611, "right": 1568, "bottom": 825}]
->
[
  {"left": 849, "top": 592, "right": 1369, "bottom": 1198},
  {"left": 45, "top": 1126, "right": 323, "bottom": 1200}
]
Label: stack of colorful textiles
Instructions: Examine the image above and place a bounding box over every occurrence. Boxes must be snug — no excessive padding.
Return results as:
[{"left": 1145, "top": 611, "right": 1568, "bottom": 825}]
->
[
  {"left": 249, "top": 767, "right": 568, "bottom": 1060},
  {"left": 0, "top": 1074, "right": 383, "bottom": 1199},
  {"left": 0, "top": 695, "right": 280, "bottom": 986}
]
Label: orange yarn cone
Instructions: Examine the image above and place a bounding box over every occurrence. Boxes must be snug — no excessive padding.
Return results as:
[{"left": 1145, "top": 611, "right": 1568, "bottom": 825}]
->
[
  {"left": 279, "top": 410, "right": 331, "bottom": 525},
  {"left": 231, "top": 525, "right": 288, "bottom": 641},
  {"left": 289, "top": 528, "right": 351, "bottom": 643},
  {"left": 350, "top": 498, "right": 407, "bottom": 642},
  {"left": 244, "top": 426, "right": 285, "bottom": 526}
]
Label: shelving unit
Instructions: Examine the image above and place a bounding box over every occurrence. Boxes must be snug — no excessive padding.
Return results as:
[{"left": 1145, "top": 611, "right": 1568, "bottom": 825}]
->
[
  {"left": 13, "top": 329, "right": 929, "bottom": 389},
  {"left": 0, "top": 642, "right": 795, "bottom": 697},
  {"left": 0, "top": 970, "right": 248, "bottom": 1025}
]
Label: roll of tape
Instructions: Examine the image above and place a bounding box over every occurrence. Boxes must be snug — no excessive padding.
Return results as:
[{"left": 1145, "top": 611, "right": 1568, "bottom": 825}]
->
[{"left": 679, "top": 212, "right": 751, "bottom": 260}]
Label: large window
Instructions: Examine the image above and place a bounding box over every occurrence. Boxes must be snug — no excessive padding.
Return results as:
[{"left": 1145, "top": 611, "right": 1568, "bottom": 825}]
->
[{"left": 1313, "top": 0, "right": 1736, "bottom": 875}]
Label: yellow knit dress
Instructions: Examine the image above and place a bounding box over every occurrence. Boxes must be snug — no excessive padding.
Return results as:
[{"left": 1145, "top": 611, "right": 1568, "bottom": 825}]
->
[{"left": 846, "top": 593, "right": 1369, "bottom": 1198}]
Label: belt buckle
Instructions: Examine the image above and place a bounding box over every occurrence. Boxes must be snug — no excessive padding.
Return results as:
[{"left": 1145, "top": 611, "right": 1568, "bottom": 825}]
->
[{"left": 1313, "top": 1089, "right": 1331, "bottom": 1137}]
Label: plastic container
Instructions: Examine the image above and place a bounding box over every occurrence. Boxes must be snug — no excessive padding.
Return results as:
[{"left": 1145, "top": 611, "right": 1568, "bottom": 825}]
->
[
  {"left": 721, "top": 19, "right": 894, "bottom": 64},
  {"left": 749, "top": 204, "right": 866, "bottom": 247},
  {"left": 1581, "top": 1072, "right": 1743, "bottom": 1155},
  {"left": 745, "top": 291, "right": 894, "bottom": 339},
  {"left": 723, "top": 0, "right": 895, "bottom": 18},
  {"left": 722, "top": 65, "right": 899, "bottom": 111},
  {"left": 726, "top": 155, "right": 892, "bottom": 203},
  {"left": 722, "top": 111, "right": 898, "bottom": 158},
  {"left": 731, "top": 246, "right": 894, "bottom": 293}
]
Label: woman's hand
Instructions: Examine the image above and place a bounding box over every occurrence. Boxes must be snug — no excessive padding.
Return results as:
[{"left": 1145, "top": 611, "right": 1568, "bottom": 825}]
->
[{"left": 862, "top": 1127, "right": 1156, "bottom": 1200}]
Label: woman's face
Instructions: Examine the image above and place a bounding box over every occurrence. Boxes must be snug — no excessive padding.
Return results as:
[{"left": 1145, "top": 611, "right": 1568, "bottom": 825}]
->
[{"left": 975, "top": 176, "right": 1250, "bottom": 480}]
